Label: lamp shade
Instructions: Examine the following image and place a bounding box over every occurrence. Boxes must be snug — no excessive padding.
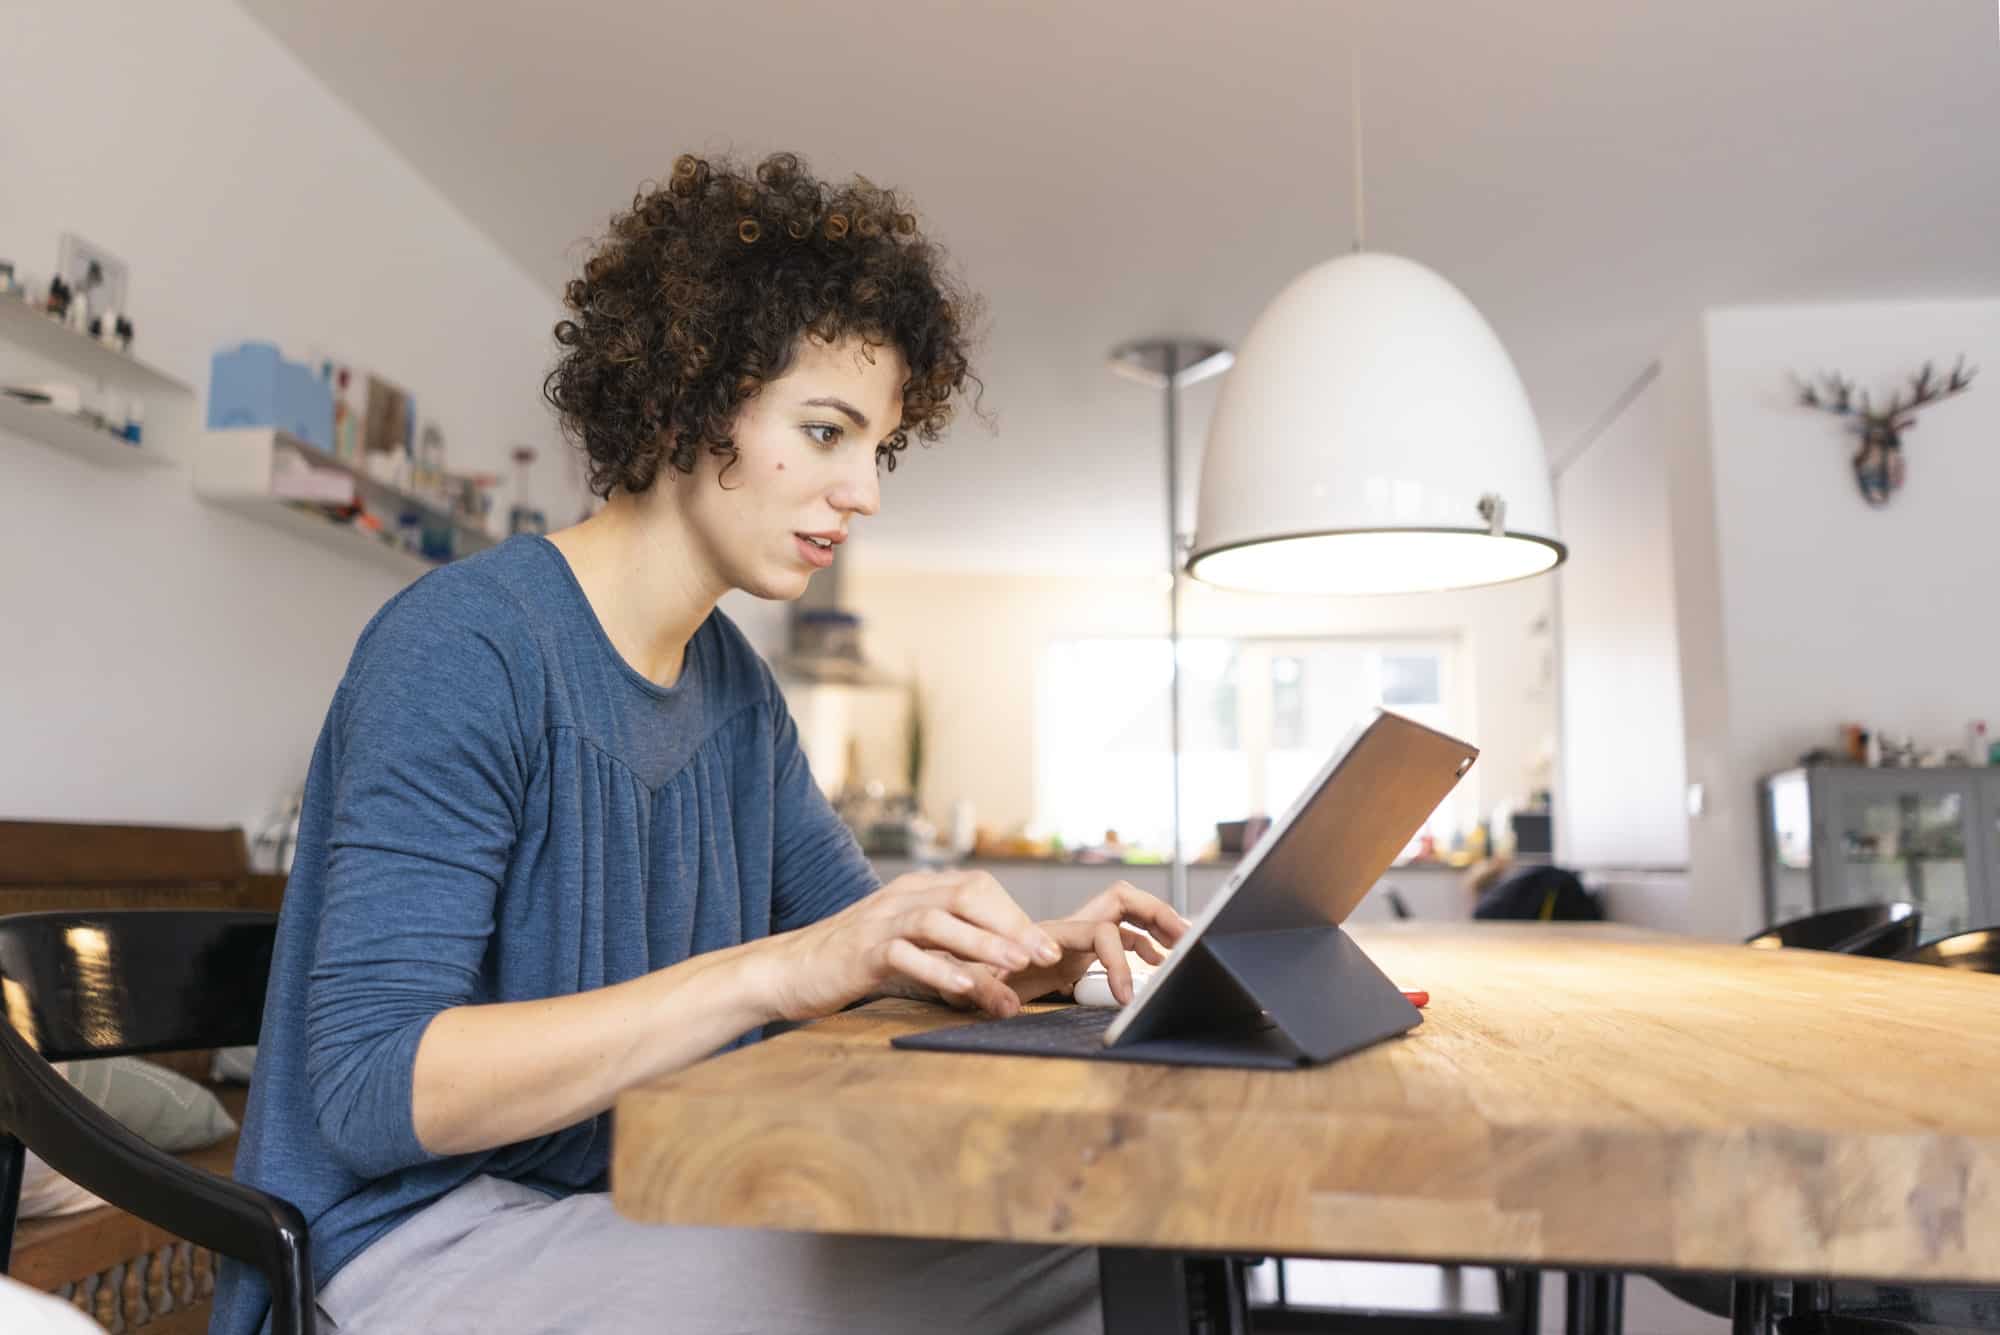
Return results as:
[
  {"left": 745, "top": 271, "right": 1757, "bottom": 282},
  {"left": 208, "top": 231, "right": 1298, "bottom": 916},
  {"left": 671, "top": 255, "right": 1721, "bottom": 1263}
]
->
[{"left": 1188, "top": 252, "right": 1564, "bottom": 595}]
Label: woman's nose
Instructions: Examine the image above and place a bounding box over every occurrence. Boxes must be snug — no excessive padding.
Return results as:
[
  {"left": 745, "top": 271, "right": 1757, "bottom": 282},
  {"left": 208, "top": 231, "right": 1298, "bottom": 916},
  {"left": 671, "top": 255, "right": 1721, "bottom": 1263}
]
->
[{"left": 830, "top": 454, "right": 881, "bottom": 517}]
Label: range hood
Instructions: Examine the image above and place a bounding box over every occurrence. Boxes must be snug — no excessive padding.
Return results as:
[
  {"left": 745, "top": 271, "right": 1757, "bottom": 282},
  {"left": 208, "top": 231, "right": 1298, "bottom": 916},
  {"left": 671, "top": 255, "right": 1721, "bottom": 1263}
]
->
[{"left": 776, "top": 558, "right": 900, "bottom": 687}]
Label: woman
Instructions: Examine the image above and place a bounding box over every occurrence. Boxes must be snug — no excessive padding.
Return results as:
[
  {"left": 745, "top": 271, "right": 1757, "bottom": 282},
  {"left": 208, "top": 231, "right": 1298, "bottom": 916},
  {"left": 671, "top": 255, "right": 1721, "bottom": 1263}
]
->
[{"left": 212, "top": 151, "right": 1185, "bottom": 1335}]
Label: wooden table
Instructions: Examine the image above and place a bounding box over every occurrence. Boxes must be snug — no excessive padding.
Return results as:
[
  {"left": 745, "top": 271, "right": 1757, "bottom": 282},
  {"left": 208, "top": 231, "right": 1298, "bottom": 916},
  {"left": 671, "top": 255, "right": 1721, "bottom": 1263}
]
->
[{"left": 614, "top": 924, "right": 2000, "bottom": 1330}]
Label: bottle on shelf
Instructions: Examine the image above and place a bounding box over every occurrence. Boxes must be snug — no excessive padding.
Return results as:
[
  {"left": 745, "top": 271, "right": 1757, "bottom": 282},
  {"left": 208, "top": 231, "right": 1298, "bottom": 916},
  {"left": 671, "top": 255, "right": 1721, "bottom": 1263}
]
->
[{"left": 508, "top": 446, "right": 547, "bottom": 536}]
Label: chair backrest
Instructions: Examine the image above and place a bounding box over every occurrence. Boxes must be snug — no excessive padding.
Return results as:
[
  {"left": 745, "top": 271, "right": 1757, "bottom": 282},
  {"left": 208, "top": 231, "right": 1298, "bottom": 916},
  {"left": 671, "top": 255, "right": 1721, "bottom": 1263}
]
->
[
  {"left": 1472, "top": 865, "right": 1604, "bottom": 922},
  {"left": 0, "top": 821, "right": 249, "bottom": 888},
  {"left": 0, "top": 820, "right": 283, "bottom": 918},
  {"left": 0, "top": 910, "right": 314, "bottom": 1334},
  {"left": 1900, "top": 927, "right": 2000, "bottom": 974},
  {"left": 0, "top": 910, "right": 273, "bottom": 1061},
  {"left": 1745, "top": 902, "right": 1920, "bottom": 958}
]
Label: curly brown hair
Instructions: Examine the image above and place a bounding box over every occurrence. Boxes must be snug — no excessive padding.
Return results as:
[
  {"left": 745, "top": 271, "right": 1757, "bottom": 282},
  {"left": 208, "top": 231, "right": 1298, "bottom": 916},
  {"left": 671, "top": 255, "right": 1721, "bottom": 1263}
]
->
[{"left": 544, "top": 151, "right": 981, "bottom": 498}]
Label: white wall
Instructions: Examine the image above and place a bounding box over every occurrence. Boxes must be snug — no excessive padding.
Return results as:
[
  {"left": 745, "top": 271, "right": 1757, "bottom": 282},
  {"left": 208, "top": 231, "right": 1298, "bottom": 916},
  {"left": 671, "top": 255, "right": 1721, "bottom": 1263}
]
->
[
  {"left": 1661, "top": 319, "right": 1749, "bottom": 940},
  {"left": 1706, "top": 298, "right": 2000, "bottom": 771},
  {"left": 1682, "top": 297, "right": 2000, "bottom": 938},
  {"left": 1564, "top": 298, "right": 2000, "bottom": 939},
  {"left": 0, "top": 2, "right": 571, "bottom": 831},
  {"left": 1554, "top": 370, "right": 1690, "bottom": 870},
  {"left": 834, "top": 565, "right": 1555, "bottom": 845}
]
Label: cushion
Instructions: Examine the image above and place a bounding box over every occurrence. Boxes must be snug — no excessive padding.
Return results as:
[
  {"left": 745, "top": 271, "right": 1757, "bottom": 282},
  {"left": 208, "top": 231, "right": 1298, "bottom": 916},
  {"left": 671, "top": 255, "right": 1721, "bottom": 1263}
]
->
[
  {"left": 211, "top": 1044, "right": 258, "bottom": 1083},
  {"left": 0, "top": 1273, "right": 108, "bottom": 1332},
  {"left": 59, "top": 1056, "right": 238, "bottom": 1153},
  {"left": 18, "top": 1151, "right": 108, "bottom": 1219}
]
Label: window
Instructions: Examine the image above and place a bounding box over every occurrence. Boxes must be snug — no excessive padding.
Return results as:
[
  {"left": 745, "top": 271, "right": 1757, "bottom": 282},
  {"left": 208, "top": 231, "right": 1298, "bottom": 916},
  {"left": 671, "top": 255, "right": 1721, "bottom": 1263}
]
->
[{"left": 1036, "top": 635, "right": 1464, "bottom": 860}]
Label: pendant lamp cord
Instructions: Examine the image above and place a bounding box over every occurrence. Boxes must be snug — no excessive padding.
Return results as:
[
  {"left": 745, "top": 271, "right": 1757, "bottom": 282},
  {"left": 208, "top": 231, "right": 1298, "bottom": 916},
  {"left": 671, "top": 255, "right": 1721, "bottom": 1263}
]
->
[{"left": 1350, "top": 46, "right": 1366, "bottom": 252}]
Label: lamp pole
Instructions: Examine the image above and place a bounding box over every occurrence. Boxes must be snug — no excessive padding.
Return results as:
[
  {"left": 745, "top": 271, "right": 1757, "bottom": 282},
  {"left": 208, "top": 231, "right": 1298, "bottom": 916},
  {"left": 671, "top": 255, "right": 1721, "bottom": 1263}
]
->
[{"left": 1108, "top": 338, "right": 1233, "bottom": 915}]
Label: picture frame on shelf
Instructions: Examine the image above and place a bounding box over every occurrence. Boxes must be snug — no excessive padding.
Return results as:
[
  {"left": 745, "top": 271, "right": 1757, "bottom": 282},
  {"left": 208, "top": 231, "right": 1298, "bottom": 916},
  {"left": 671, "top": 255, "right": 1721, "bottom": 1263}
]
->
[{"left": 361, "top": 370, "right": 414, "bottom": 459}]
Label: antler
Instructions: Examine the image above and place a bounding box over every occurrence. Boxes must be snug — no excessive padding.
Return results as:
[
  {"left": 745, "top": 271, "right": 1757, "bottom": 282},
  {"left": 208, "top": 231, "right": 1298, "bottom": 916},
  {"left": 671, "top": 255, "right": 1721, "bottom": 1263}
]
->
[
  {"left": 1797, "top": 372, "right": 1858, "bottom": 417},
  {"left": 1882, "top": 357, "right": 1977, "bottom": 425}
]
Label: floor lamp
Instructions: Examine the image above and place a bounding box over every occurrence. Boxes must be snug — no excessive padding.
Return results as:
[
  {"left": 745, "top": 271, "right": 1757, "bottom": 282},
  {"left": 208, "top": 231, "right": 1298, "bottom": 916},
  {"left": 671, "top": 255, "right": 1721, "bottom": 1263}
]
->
[{"left": 1108, "top": 338, "right": 1234, "bottom": 917}]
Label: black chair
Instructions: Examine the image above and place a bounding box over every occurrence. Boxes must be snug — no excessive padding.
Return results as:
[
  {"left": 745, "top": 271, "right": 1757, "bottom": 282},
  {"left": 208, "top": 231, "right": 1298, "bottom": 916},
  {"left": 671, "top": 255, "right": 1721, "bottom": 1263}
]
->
[
  {"left": 1472, "top": 865, "right": 1604, "bottom": 922},
  {"left": 0, "top": 910, "right": 314, "bottom": 1334},
  {"left": 1744, "top": 903, "right": 1920, "bottom": 958},
  {"left": 1788, "top": 1286, "right": 2000, "bottom": 1335},
  {"left": 1900, "top": 926, "right": 2000, "bottom": 974}
]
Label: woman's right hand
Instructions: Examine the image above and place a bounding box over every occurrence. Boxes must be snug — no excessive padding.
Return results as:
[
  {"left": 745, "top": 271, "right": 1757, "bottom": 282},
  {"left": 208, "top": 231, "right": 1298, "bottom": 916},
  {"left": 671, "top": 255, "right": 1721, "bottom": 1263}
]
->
[{"left": 754, "top": 870, "right": 1062, "bottom": 1023}]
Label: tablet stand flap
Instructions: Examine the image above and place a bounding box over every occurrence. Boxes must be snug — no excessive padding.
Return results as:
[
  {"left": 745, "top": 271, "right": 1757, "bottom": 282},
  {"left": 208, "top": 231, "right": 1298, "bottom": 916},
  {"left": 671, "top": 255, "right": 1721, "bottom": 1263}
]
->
[{"left": 1196, "top": 925, "right": 1422, "bottom": 1066}]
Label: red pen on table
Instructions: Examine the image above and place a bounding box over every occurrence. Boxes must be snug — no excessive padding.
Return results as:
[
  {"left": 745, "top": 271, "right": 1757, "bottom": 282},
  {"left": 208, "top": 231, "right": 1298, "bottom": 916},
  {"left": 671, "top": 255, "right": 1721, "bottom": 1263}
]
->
[{"left": 1401, "top": 989, "right": 1429, "bottom": 1008}]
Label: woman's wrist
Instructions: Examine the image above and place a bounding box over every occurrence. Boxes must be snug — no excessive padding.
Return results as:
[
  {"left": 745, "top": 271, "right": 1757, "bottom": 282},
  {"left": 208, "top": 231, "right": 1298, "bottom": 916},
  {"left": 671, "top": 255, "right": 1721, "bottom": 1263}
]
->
[{"left": 715, "top": 932, "right": 797, "bottom": 1028}]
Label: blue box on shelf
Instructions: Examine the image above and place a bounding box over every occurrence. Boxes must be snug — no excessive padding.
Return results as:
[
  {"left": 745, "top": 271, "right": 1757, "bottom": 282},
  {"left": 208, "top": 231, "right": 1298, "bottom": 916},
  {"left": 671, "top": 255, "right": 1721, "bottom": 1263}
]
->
[{"left": 207, "top": 341, "right": 335, "bottom": 453}]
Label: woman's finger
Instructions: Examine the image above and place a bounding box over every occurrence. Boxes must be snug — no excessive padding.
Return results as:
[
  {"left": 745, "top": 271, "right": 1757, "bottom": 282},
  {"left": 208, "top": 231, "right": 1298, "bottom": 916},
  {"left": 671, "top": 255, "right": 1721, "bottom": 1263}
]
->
[
  {"left": 1038, "top": 916, "right": 1168, "bottom": 970},
  {"left": 1094, "top": 920, "right": 1133, "bottom": 1004},
  {"left": 1110, "top": 883, "right": 1193, "bottom": 946},
  {"left": 1070, "top": 881, "right": 1192, "bottom": 948},
  {"left": 1120, "top": 927, "right": 1166, "bottom": 965},
  {"left": 1089, "top": 885, "right": 1189, "bottom": 955},
  {"left": 898, "top": 905, "right": 1035, "bottom": 974},
  {"left": 882, "top": 937, "right": 975, "bottom": 996},
  {"left": 919, "top": 870, "right": 1061, "bottom": 964},
  {"left": 1037, "top": 916, "right": 1114, "bottom": 955},
  {"left": 882, "top": 939, "right": 1019, "bottom": 1017},
  {"left": 952, "top": 961, "right": 1022, "bottom": 1017}
]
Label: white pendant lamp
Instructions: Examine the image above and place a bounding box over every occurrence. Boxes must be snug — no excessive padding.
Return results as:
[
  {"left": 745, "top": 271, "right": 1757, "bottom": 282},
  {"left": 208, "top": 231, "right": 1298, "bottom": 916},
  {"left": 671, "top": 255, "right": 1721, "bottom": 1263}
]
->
[{"left": 1186, "top": 65, "right": 1564, "bottom": 596}]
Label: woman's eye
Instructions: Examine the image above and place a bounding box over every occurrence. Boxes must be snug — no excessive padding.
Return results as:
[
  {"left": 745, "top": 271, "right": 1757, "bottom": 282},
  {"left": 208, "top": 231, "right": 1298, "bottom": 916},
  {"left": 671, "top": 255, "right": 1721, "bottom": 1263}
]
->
[{"left": 803, "top": 423, "right": 841, "bottom": 446}]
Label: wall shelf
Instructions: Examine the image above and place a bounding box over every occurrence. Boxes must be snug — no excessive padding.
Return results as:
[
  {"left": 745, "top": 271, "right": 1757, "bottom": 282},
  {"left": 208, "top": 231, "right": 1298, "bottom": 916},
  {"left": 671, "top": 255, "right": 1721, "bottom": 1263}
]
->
[
  {"left": 195, "top": 427, "right": 496, "bottom": 580},
  {"left": 0, "top": 393, "right": 175, "bottom": 470},
  {"left": 199, "top": 490, "right": 456, "bottom": 579},
  {"left": 0, "top": 296, "right": 192, "bottom": 397}
]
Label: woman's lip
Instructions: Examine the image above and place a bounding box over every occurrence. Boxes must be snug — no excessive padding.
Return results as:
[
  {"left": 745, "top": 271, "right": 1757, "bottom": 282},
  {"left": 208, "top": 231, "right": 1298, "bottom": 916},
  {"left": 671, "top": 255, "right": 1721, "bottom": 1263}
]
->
[{"left": 794, "top": 533, "right": 836, "bottom": 569}]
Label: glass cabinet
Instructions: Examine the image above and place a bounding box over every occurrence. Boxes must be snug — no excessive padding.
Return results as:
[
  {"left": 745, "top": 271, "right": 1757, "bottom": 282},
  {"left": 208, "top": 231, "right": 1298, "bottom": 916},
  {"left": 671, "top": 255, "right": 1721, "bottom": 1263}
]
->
[{"left": 1759, "top": 766, "right": 1999, "bottom": 941}]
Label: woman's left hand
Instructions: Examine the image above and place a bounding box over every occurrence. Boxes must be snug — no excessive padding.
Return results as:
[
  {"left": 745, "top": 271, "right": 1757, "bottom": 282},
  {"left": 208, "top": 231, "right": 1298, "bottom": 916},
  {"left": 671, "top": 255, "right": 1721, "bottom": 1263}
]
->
[{"left": 1000, "top": 880, "right": 1192, "bottom": 1007}]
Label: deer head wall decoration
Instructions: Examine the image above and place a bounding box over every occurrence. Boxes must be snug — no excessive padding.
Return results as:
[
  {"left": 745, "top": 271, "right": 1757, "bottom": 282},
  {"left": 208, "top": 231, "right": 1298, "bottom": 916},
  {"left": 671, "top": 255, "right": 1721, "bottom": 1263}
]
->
[{"left": 1795, "top": 358, "right": 1977, "bottom": 507}]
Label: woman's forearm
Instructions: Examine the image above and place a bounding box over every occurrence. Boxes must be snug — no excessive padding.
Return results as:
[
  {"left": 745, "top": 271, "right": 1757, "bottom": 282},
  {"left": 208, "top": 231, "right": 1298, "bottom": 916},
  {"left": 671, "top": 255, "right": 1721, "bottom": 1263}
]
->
[{"left": 409, "top": 937, "right": 778, "bottom": 1158}]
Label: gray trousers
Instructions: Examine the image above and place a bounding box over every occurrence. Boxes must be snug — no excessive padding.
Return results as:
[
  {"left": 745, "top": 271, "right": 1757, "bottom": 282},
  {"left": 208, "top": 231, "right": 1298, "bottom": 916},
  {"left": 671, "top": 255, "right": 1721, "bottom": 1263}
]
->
[{"left": 315, "top": 1176, "right": 1104, "bottom": 1335}]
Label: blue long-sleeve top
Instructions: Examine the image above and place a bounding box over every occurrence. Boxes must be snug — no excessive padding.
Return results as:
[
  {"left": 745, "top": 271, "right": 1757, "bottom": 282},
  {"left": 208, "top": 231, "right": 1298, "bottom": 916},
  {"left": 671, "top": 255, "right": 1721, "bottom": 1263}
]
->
[{"left": 211, "top": 535, "right": 879, "bottom": 1335}]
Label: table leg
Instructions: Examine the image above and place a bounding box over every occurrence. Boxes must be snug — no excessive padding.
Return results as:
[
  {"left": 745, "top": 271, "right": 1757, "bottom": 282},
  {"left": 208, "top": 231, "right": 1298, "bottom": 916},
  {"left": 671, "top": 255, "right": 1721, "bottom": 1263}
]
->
[
  {"left": 1564, "top": 1271, "right": 1623, "bottom": 1335},
  {"left": 1101, "top": 1248, "right": 1189, "bottom": 1334},
  {"left": 1099, "top": 1249, "right": 1247, "bottom": 1335},
  {"left": 1199, "top": 1257, "right": 1247, "bottom": 1334},
  {"left": 1566, "top": 1272, "right": 1595, "bottom": 1335},
  {"left": 1731, "top": 1279, "right": 1774, "bottom": 1335},
  {"left": 1792, "top": 1279, "right": 1835, "bottom": 1334},
  {"left": 1508, "top": 1268, "right": 1543, "bottom": 1335}
]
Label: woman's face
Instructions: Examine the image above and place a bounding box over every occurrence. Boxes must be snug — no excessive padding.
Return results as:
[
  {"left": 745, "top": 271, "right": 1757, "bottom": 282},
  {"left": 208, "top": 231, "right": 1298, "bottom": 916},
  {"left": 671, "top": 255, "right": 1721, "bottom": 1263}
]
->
[{"left": 675, "top": 334, "right": 907, "bottom": 602}]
